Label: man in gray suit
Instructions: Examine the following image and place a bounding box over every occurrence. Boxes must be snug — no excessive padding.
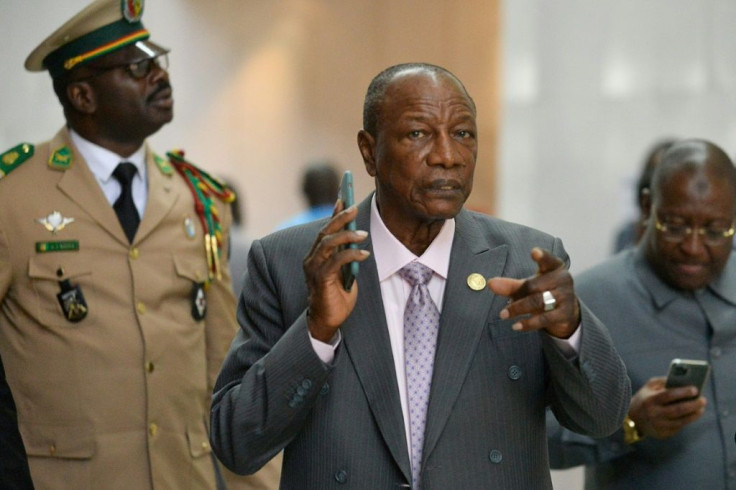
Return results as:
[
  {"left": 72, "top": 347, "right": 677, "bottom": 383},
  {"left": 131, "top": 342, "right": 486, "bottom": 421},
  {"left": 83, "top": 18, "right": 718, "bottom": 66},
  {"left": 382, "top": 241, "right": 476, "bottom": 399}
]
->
[
  {"left": 211, "top": 63, "right": 630, "bottom": 489},
  {"left": 548, "top": 139, "right": 736, "bottom": 488}
]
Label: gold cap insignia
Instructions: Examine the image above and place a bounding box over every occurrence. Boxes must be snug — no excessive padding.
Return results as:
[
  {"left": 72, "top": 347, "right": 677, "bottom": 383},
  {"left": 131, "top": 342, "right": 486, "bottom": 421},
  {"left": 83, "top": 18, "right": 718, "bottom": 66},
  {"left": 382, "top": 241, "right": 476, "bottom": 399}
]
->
[{"left": 122, "top": 0, "right": 144, "bottom": 23}]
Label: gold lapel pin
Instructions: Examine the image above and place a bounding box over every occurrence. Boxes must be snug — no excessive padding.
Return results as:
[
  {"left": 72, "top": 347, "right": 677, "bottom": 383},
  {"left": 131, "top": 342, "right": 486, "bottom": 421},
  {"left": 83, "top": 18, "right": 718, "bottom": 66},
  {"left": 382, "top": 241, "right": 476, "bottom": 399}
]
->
[{"left": 467, "top": 273, "right": 486, "bottom": 291}]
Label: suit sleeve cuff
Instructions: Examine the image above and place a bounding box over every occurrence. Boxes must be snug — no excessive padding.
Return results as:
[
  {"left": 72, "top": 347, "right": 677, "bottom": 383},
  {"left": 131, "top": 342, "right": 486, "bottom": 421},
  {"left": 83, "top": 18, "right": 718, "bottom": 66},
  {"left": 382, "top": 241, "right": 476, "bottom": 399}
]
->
[
  {"left": 309, "top": 329, "right": 341, "bottom": 364},
  {"left": 549, "top": 323, "right": 582, "bottom": 359}
]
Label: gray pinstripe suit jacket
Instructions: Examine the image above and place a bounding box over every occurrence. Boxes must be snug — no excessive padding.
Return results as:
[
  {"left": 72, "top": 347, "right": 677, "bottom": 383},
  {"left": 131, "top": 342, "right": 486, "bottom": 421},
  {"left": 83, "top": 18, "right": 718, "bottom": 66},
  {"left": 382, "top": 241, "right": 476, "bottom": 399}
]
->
[{"left": 211, "top": 195, "right": 630, "bottom": 489}]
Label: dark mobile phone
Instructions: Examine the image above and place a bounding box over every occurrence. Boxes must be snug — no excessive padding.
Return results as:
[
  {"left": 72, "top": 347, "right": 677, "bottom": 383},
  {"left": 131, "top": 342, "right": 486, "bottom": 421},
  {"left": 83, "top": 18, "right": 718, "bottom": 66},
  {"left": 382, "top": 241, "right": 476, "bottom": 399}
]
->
[
  {"left": 665, "top": 358, "right": 710, "bottom": 399},
  {"left": 338, "top": 170, "right": 359, "bottom": 291}
]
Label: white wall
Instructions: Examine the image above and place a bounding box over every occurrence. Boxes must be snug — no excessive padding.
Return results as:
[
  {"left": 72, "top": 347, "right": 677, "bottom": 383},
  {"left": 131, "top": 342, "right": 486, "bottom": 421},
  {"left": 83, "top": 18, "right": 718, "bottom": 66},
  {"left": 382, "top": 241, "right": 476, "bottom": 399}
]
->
[{"left": 501, "top": 0, "right": 736, "bottom": 276}]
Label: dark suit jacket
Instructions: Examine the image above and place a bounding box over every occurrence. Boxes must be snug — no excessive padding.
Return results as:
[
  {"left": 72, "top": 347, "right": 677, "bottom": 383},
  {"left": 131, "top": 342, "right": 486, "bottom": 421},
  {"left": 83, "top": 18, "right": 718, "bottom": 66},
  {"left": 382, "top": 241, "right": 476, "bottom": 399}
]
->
[
  {"left": 0, "top": 354, "right": 33, "bottom": 489},
  {"left": 211, "top": 196, "right": 630, "bottom": 489}
]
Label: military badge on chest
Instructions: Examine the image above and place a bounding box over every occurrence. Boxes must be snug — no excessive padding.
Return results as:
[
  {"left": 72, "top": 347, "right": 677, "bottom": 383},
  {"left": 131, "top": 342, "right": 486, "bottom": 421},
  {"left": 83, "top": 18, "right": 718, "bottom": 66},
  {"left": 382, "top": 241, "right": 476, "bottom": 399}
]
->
[
  {"left": 191, "top": 282, "right": 206, "bottom": 321},
  {"left": 57, "top": 278, "right": 88, "bottom": 323}
]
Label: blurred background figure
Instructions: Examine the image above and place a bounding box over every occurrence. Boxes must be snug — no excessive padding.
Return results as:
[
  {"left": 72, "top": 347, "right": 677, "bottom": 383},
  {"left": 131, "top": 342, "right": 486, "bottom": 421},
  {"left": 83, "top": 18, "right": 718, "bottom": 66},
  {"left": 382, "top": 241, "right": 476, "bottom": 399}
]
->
[
  {"left": 276, "top": 161, "right": 340, "bottom": 230},
  {"left": 226, "top": 180, "right": 252, "bottom": 299},
  {"left": 612, "top": 138, "right": 677, "bottom": 253},
  {"left": 548, "top": 138, "right": 736, "bottom": 489}
]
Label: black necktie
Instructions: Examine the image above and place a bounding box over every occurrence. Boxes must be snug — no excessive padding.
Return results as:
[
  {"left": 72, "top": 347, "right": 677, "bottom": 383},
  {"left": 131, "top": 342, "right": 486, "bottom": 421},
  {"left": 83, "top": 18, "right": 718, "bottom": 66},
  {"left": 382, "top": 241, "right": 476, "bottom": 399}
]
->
[{"left": 112, "top": 162, "right": 140, "bottom": 243}]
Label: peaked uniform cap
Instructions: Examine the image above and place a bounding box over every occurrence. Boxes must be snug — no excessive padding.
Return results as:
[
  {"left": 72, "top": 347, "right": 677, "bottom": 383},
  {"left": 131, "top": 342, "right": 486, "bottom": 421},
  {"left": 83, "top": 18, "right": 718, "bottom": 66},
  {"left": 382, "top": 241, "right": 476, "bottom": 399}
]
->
[{"left": 25, "top": 0, "right": 168, "bottom": 78}]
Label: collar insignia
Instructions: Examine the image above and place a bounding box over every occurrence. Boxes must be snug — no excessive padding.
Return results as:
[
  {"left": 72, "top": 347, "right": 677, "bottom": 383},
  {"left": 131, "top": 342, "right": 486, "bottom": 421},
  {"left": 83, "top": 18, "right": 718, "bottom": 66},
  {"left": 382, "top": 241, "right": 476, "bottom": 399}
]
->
[{"left": 48, "top": 146, "right": 72, "bottom": 170}]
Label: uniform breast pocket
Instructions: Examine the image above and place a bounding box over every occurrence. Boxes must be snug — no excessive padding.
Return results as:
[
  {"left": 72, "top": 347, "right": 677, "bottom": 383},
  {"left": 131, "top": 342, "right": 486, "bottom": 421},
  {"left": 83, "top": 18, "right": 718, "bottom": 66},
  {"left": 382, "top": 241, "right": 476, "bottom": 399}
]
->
[
  {"left": 173, "top": 253, "right": 210, "bottom": 323},
  {"left": 28, "top": 254, "right": 93, "bottom": 328}
]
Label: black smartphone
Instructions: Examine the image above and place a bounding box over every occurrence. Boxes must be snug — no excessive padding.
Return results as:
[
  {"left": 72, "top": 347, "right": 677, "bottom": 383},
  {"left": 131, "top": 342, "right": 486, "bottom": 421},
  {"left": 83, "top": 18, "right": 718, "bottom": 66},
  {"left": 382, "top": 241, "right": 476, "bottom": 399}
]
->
[
  {"left": 338, "top": 170, "right": 359, "bottom": 291},
  {"left": 665, "top": 359, "right": 710, "bottom": 398}
]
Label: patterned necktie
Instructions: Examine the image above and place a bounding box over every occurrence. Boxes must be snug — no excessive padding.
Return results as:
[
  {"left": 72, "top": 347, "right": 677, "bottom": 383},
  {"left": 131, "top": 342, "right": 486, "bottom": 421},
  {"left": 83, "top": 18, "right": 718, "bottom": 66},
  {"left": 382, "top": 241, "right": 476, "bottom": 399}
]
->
[
  {"left": 112, "top": 162, "right": 140, "bottom": 243},
  {"left": 399, "top": 262, "right": 440, "bottom": 490}
]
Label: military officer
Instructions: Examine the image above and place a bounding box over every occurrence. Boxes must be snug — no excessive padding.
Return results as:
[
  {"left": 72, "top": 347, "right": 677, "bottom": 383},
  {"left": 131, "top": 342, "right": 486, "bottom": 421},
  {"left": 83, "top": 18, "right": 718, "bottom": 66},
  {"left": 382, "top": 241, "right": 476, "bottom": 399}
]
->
[{"left": 0, "top": 0, "right": 280, "bottom": 488}]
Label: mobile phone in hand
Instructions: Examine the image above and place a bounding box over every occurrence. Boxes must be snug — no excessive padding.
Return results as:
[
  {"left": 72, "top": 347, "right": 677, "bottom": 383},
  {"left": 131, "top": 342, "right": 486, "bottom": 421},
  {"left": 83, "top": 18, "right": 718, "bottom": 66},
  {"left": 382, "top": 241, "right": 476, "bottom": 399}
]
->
[
  {"left": 338, "top": 170, "right": 359, "bottom": 291},
  {"left": 665, "top": 359, "right": 710, "bottom": 399}
]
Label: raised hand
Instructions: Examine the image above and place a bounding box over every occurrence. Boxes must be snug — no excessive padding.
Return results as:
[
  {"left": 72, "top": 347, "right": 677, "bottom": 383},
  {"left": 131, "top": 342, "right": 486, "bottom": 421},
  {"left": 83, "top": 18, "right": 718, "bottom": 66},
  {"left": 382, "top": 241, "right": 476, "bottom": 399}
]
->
[
  {"left": 487, "top": 247, "right": 580, "bottom": 339},
  {"left": 302, "top": 200, "right": 370, "bottom": 342}
]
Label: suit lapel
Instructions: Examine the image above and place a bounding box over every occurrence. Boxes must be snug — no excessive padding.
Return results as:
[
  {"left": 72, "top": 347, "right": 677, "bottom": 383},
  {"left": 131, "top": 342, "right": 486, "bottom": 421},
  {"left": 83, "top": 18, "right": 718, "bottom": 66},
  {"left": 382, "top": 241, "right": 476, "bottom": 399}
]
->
[
  {"left": 54, "top": 129, "right": 128, "bottom": 244},
  {"left": 133, "top": 148, "right": 179, "bottom": 244},
  {"left": 342, "top": 196, "right": 412, "bottom": 484},
  {"left": 422, "top": 209, "right": 509, "bottom": 462}
]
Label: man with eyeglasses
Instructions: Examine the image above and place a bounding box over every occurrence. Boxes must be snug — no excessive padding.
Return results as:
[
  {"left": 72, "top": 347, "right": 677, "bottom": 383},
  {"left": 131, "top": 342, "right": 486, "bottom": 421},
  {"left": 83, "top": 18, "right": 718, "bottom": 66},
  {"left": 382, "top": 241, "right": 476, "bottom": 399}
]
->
[
  {"left": 0, "top": 0, "right": 280, "bottom": 488},
  {"left": 547, "top": 138, "right": 736, "bottom": 489}
]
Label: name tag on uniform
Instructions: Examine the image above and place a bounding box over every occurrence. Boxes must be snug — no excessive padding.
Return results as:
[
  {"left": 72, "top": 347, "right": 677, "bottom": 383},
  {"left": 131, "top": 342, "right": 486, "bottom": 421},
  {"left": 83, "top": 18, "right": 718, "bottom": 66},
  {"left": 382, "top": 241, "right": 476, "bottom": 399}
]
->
[{"left": 36, "top": 240, "right": 79, "bottom": 253}]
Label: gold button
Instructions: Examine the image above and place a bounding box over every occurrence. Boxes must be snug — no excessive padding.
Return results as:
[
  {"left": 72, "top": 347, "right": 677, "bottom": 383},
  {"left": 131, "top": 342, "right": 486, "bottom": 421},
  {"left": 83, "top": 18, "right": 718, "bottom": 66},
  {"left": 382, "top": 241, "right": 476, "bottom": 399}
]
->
[
  {"left": 201, "top": 441, "right": 210, "bottom": 450},
  {"left": 49, "top": 444, "right": 56, "bottom": 455},
  {"left": 146, "top": 361, "right": 155, "bottom": 373},
  {"left": 137, "top": 302, "right": 146, "bottom": 314},
  {"left": 149, "top": 423, "right": 158, "bottom": 437},
  {"left": 129, "top": 248, "right": 139, "bottom": 260}
]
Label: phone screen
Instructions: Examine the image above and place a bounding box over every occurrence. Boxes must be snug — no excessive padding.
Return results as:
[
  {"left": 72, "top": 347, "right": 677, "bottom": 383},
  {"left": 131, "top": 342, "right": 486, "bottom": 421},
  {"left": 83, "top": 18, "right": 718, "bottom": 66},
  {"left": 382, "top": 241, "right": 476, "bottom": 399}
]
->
[{"left": 338, "top": 170, "right": 359, "bottom": 291}]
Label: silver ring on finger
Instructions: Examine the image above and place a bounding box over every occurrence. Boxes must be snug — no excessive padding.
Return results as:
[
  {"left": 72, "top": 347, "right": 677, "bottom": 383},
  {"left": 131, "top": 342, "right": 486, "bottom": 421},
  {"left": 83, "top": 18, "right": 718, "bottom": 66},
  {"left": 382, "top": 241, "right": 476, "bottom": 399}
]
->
[{"left": 542, "top": 290, "right": 556, "bottom": 312}]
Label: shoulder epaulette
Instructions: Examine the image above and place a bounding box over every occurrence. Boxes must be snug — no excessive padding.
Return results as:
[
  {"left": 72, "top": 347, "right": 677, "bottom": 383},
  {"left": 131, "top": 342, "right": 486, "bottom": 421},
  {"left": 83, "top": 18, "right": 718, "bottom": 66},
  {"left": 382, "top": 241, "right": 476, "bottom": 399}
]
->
[
  {"left": 167, "top": 149, "right": 236, "bottom": 282},
  {"left": 0, "top": 143, "right": 34, "bottom": 180}
]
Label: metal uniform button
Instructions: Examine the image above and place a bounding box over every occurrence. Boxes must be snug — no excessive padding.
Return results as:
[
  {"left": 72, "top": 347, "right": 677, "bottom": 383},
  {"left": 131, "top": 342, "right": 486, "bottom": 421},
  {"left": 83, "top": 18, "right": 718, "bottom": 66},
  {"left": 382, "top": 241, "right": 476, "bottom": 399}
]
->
[
  {"left": 334, "top": 470, "right": 348, "bottom": 484},
  {"left": 149, "top": 423, "right": 158, "bottom": 437},
  {"left": 129, "top": 247, "right": 139, "bottom": 260},
  {"left": 508, "top": 365, "right": 522, "bottom": 380},
  {"left": 201, "top": 441, "right": 210, "bottom": 451},
  {"left": 49, "top": 444, "right": 56, "bottom": 455},
  {"left": 137, "top": 302, "right": 146, "bottom": 314},
  {"left": 489, "top": 449, "right": 503, "bottom": 464},
  {"left": 146, "top": 362, "right": 154, "bottom": 373}
]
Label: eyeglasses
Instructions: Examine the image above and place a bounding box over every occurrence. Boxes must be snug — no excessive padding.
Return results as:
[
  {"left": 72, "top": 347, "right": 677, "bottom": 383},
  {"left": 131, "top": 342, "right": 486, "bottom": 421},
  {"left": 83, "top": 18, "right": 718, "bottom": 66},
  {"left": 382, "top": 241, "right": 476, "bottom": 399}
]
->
[
  {"left": 654, "top": 215, "right": 735, "bottom": 246},
  {"left": 77, "top": 54, "right": 169, "bottom": 80}
]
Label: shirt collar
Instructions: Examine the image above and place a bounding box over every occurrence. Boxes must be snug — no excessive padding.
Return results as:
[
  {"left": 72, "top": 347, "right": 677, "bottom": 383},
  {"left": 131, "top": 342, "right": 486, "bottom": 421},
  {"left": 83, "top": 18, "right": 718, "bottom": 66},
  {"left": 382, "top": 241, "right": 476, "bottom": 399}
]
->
[
  {"left": 69, "top": 128, "right": 146, "bottom": 183},
  {"left": 708, "top": 252, "right": 736, "bottom": 306},
  {"left": 370, "top": 194, "right": 455, "bottom": 281},
  {"left": 634, "top": 245, "right": 736, "bottom": 307}
]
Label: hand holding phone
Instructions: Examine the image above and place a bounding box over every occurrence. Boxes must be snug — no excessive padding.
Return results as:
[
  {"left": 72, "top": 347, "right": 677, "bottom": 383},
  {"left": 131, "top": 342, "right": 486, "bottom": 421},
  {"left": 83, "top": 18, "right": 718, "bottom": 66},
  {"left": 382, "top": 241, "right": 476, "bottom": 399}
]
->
[
  {"left": 665, "top": 359, "right": 710, "bottom": 399},
  {"left": 338, "top": 170, "right": 359, "bottom": 291}
]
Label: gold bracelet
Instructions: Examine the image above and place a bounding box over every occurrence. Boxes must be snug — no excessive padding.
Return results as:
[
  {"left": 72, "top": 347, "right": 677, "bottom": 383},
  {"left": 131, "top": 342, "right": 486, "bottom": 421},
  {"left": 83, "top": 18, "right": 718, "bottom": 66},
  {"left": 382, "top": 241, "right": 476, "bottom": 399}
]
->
[{"left": 622, "top": 415, "right": 644, "bottom": 445}]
